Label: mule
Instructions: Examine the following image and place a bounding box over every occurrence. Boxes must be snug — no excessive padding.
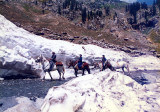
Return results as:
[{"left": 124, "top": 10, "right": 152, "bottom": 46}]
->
[
  {"left": 105, "top": 60, "right": 130, "bottom": 74},
  {"left": 93, "top": 61, "right": 115, "bottom": 71},
  {"left": 68, "top": 60, "right": 90, "bottom": 77},
  {"left": 35, "top": 54, "right": 65, "bottom": 80},
  {"left": 94, "top": 60, "right": 130, "bottom": 74}
]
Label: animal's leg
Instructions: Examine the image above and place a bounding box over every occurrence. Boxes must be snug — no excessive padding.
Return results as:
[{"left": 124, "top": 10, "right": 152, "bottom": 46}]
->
[
  {"left": 58, "top": 71, "right": 61, "bottom": 81},
  {"left": 48, "top": 72, "right": 53, "bottom": 81},
  {"left": 87, "top": 67, "right": 90, "bottom": 74},
  {"left": 122, "top": 66, "right": 125, "bottom": 73},
  {"left": 82, "top": 69, "right": 85, "bottom": 76},
  {"left": 74, "top": 69, "right": 78, "bottom": 77},
  {"left": 102, "top": 65, "right": 104, "bottom": 71},
  {"left": 62, "top": 72, "right": 65, "bottom": 79},
  {"left": 62, "top": 66, "right": 65, "bottom": 79}
]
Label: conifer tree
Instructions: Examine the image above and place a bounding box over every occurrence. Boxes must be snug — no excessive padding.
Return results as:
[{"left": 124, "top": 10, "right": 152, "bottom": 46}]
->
[
  {"left": 82, "top": 7, "right": 87, "bottom": 23},
  {"left": 58, "top": 5, "right": 61, "bottom": 15},
  {"left": 157, "top": 0, "right": 160, "bottom": 9}
]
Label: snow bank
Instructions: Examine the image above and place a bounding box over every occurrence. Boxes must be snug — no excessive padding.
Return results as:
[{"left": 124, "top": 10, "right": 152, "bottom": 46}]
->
[
  {"left": 0, "top": 14, "right": 160, "bottom": 112},
  {"left": 41, "top": 70, "right": 160, "bottom": 112},
  {"left": 0, "top": 14, "right": 128, "bottom": 79},
  {"left": 1, "top": 14, "right": 159, "bottom": 79},
  {"left": 4, "top": 97, "right": 43, "bottom": 112}
]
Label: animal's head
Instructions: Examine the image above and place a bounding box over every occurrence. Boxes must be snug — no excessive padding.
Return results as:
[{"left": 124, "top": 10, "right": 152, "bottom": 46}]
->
[
  {"left": 67, "top": 60, "right": 78, "bottom": 68},
  {"left": 35, "top": 54, "right": 45, "bottom": 63},
  {"left": 67, "top": 60, "right": 73, "bottom": 68}
]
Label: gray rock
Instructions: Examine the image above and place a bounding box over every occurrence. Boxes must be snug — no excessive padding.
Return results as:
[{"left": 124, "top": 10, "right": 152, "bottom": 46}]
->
[
  {"left": 82, "top": 37, "right": 88, "bottom": 40},
  {"left": 127, "top": 45, "right": 137, "bottom": 50},
  {"left": 120, "top": 47, "right": 131, "bottom": 53},
  {"left": 150, "top": 49, "right": 156, "bottom": 53},
  {"left": 74, "top": 36, "right": 79, "bottom": 39},
  {"left": 156, "top": 53, "right": 160, "bottom": 58},
  {"left": 35, "top": 32, "right": 44, "bottom": 35},
  {"left": 124, "top": 38, "right": 129, "bottom": 41}
]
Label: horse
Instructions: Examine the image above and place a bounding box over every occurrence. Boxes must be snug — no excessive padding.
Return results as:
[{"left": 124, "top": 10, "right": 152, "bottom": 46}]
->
[
  {"left": 35, "top": 54, "right": 65, "bottom": 80},
  {"left": 94, "top": 60, "right": 130, "bottom": 74},
  {"left": 68, "top": 60, "right": 90, "bottom": 77},
  {"left": 105, "top": 60, "right": 130, "bottom": 74},
  {"left": 93, "top": 61, "right": 115, "bottom": 71}
]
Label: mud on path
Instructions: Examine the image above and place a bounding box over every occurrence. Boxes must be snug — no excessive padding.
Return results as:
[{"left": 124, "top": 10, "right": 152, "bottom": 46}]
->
[
  {"left": 0, "top": 78, "right": 73, "bottom": 99},
  {"left": 0, "top": 77, "right": 75, "bottom": 111}
]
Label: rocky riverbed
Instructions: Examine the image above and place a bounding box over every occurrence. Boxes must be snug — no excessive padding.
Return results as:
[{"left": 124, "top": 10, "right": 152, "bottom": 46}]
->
[{"left": 0, "top": 77, "right": 74, "bottom": 112}]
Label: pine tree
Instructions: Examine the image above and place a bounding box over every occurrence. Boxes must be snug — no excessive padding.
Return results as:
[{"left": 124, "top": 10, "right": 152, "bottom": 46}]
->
[
  {"left": 105, "top": 6, "right": 110, "bottom": 16},
  {"left": 133, "top": 11, "right": 137, "bottom": 24},
  {"left": 58, "top": 5, "right": 61, "bottom": 15},
  {"left": 152, "top": 0, "right": 157, "bottom": 16},
  {"left": 75, "top": 2, "right": 78, "bottom": 11},
  {"left": 141, "top": 2, "right": 148, "bottom": 10},
  {"left": 145, "top": 11, "right": 148, "bottom": 24},
  {"left": 70, "top": 0, "right": 75, "bottom": 11},
  {"left": 157, "top": 0, "right": 160, "bottom": 10},
  {"left": 82, "top": 8, "right": 87, "bottom": 23},
  {"left": 87, "top": 11, "right": 90, "bottom": 20},
  {"left": 125, "top": 5, "right": 128, "bottom": 12}
]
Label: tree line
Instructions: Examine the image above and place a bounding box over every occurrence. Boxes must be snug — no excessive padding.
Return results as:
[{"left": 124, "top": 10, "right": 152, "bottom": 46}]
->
[{"left": 125, "top": 0, "right": 158, "bottom": 25}]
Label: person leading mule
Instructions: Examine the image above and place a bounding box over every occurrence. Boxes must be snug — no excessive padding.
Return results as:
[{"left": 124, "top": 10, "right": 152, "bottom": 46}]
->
[
  {"left": 48, "top": 51, "right": 56, "bottom": 72},
  {"left": 78, "top": 54, "right": 82, "bottom": 69},
  {"left": 102, "top": 55, "right": 107, "bottom": 71}
]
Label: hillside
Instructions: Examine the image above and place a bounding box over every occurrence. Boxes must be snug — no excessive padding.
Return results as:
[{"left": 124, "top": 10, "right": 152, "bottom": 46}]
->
[
  {"left": 0, "top": 13, "right": 160, "bottom": 112},
  {"left": 0, "top": 0, "right": 159, "bottom": 57}
]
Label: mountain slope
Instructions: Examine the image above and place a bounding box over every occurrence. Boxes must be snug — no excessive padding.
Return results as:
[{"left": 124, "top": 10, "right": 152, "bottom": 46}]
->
[
  {"left": 1, "top": 12, "right": 160, "bottom": 112},
  {"left": 0, "top": 1, "right": 156, "bottom": 52}
]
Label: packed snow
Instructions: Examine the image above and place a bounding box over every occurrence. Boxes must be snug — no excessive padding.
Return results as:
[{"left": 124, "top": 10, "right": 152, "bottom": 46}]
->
[{"left": 0, "top": 14, "right": 160, "bottom": 112}]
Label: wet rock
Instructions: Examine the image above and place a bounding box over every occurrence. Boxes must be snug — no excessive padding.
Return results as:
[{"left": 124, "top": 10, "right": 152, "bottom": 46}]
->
[
  {"left": 82, "top": 37, "right": 88, "bottom": 41},
  {"left": 74, "top": 36, "right": 79, "bottom": 39},
  {"left": 110, "top": 27, "right": 116, "bottom": 32},
  {"left": 124, "top": 38, "right": 129, "bottom": 41},
  {"left": 69, "top": 38, "right": 74, "bottom": 42},
  {"left": 35, "top": 32, "right": 44, "bottom": 35},
  {"left": 0, "top": 103, "right": 3, "bottom": 107},
  {"left": 62, "top": 32, "right": 67, "bottom": 35},
  {"left": 127, "top": 45, "right": 137, "bottom": 50},
  {"left": 156, "top": 53, "right": 160, "bottom": 58},
  {"left": 30, "top": 97, "right": 37, "bottom": 102},
  {"left": 150, "top": 49, "right": 156, "bottom": 53},
  {"left": 120, "top": 47, "right": 131, "bottom": 53},
  {"left": 13, "top": 22, "right": 21, "bottom": 27}
]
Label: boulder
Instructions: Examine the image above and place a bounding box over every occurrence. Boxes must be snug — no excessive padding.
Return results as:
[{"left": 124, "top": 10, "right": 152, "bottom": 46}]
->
[
  {"left": 74, "top": 36, "right": 79, "bottom": 39},
  {"left": 150, "top": 49, "right": 156, "bottom": 53},
  {"left": 124, "top": 38, "right": 129, "bottom": 41},
  {"left": 35, "top": 32, "right": 44, "bottom": 36},
  {"left": 156, "top": 53, "right": 160, "bottom": 58},
  {"left": 120, "top": 47, "right": 131, "bottom": 53},
  {"left": 127, "top": 45, "right": 137, "bottom": 50}
]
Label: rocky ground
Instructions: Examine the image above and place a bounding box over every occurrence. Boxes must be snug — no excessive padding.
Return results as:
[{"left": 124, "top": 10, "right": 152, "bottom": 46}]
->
[
  {"left": 1, "top": 2, "right": 159, "bottom": 58},
  {"left": 0, "top": 78, "right": 74, "bottom": 112}
]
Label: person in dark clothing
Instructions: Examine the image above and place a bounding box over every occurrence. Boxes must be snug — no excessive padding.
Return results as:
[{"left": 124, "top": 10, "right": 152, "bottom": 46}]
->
[
  {"left": 102, "top": 55, "right": 107, "bottom": 71},
  {"left": 78, "top": 54, "right": 82, "bottom": 69},
  {"left": 48, "top": 52, "right": 56, "bottom": 71}
]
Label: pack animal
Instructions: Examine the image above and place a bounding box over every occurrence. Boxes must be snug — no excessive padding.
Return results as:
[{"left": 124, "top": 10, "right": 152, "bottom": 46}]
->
[
  {"left": 94, "top": 60, "right": 130, "bottom": 74},
  {"left": 35, "top": 54, "right": 65, "bottom": 80},
  {"left": 105, "top": 60, "right": 130, "bottom": 74},
  {"left": 68, "top": 60, "right": 90, "bottom": 77}
]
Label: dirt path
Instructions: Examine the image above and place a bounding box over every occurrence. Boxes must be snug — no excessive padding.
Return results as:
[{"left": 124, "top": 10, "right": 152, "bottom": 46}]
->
[{"left": 0, "top": 79, "right": 72, "bottom": 98}]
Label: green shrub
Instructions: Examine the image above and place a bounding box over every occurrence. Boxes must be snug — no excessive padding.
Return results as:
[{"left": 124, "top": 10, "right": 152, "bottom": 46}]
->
[{"left": 150, "top": 30, "right": 160, "bottom": 43}]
